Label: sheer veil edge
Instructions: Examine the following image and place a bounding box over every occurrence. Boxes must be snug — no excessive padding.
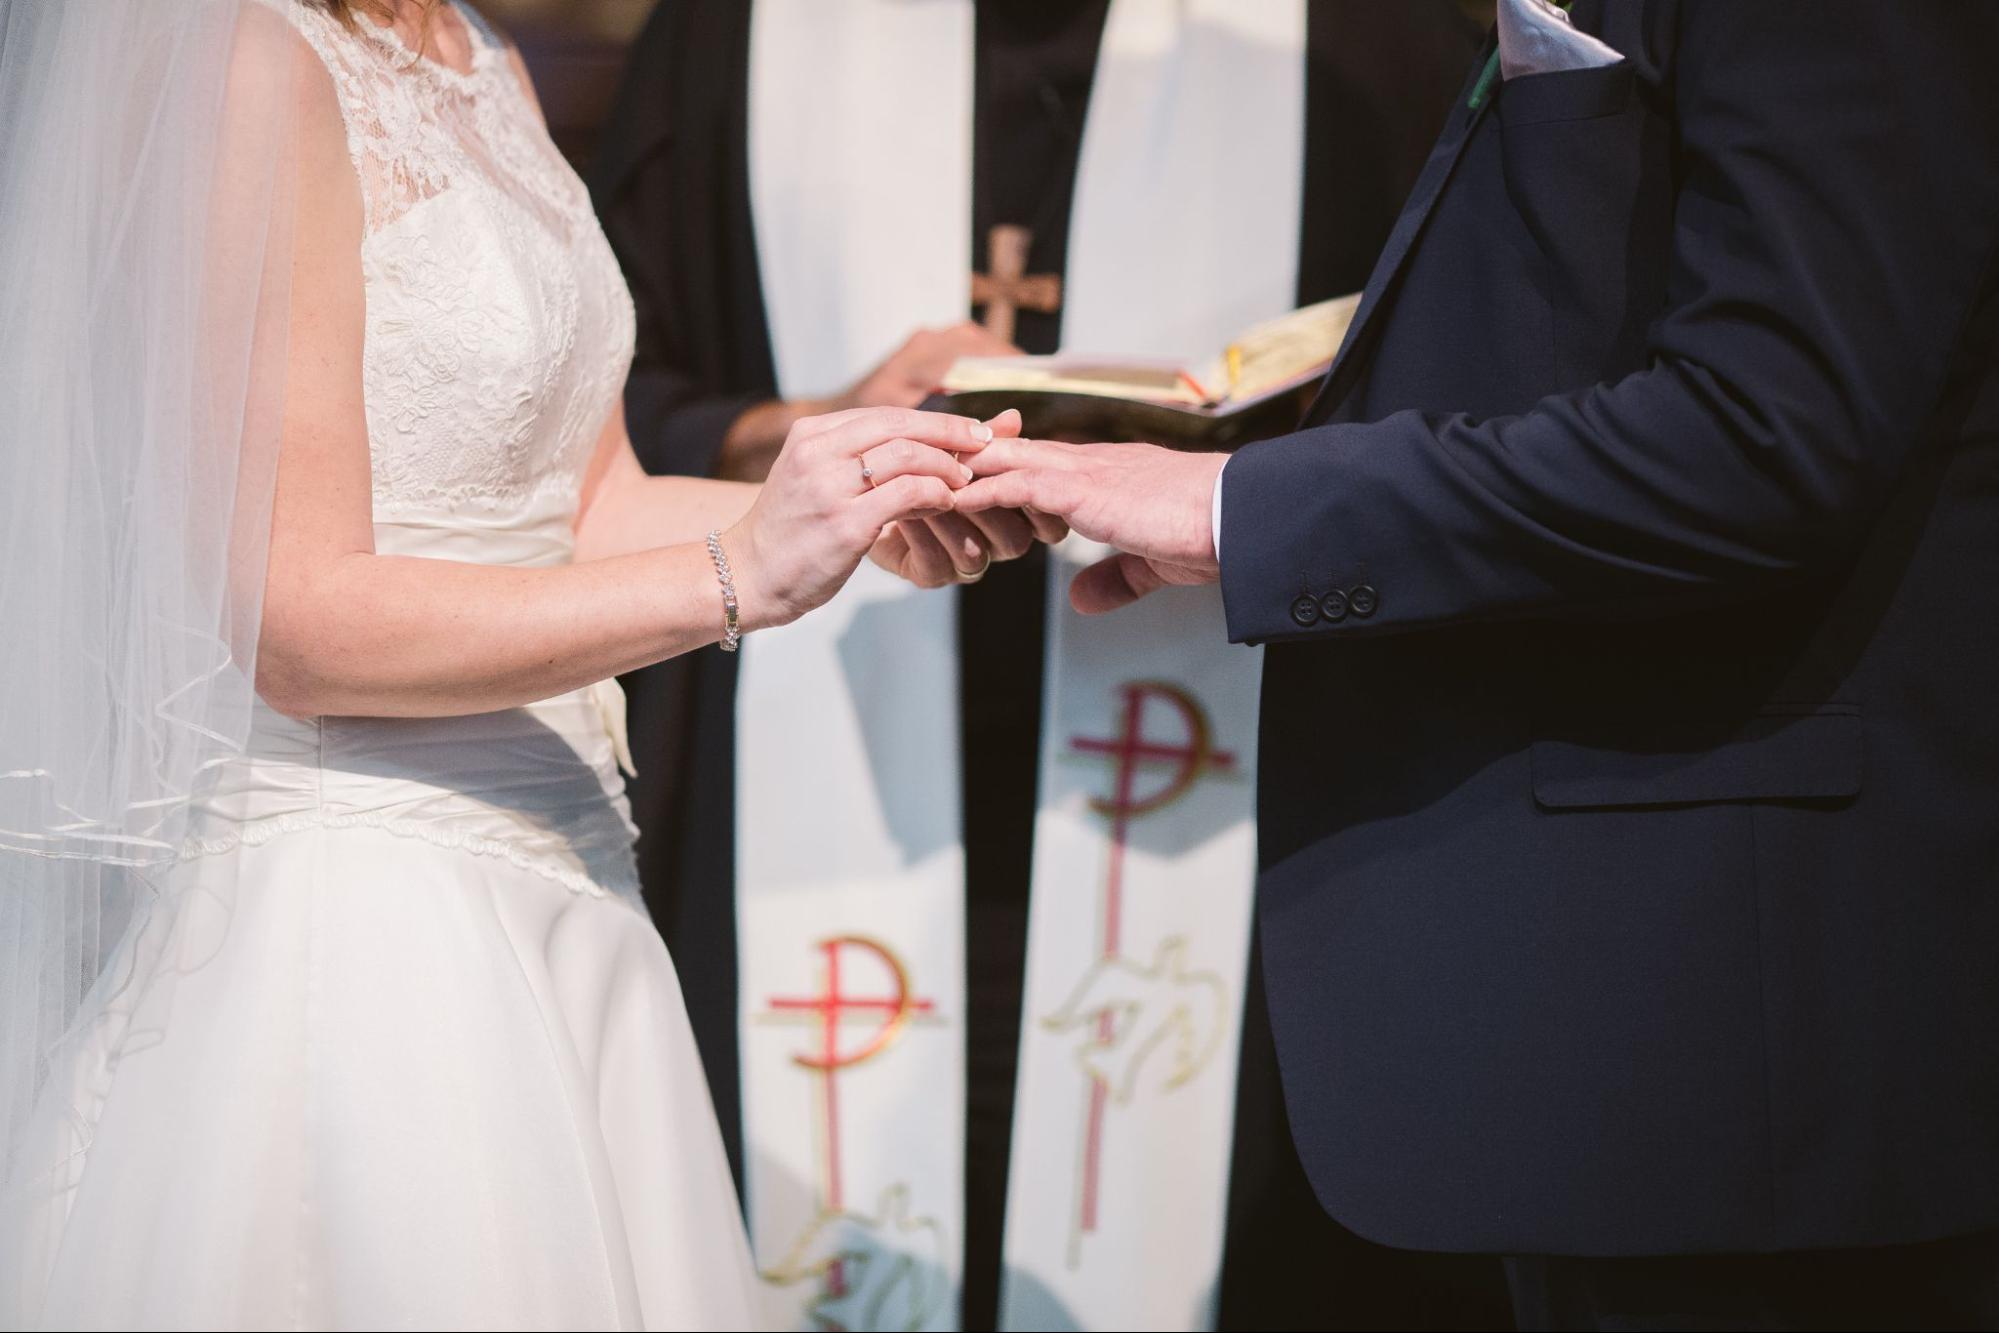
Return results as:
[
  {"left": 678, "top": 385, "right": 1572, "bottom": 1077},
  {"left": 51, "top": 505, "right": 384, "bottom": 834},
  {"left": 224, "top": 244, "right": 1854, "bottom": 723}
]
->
[{"left": 0, "top": 0, "right": 302, "bottom": 1306}]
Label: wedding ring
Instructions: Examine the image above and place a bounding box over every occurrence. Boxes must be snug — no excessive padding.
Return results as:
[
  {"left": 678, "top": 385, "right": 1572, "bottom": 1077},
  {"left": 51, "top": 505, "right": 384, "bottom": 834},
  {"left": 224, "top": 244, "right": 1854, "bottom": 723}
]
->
[
  {"left": 958, "top": 551, "right": 993, "bottom": 584},
  {"left": 860, "top": 460, "right": 876, "bottom": 488}
]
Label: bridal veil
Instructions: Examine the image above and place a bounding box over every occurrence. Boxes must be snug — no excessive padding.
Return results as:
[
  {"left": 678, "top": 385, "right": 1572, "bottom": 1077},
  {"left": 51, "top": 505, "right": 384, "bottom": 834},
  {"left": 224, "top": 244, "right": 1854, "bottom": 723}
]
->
[{"left": 0, "top": 0, "right": 299, "bottom": 1304}]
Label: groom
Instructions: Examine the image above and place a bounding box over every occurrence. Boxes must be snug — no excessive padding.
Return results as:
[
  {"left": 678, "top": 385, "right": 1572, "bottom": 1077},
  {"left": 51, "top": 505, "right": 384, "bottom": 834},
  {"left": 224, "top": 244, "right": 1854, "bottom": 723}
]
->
[{"left": 961, "top": 0, "right": 1999, "bottom": 1326}]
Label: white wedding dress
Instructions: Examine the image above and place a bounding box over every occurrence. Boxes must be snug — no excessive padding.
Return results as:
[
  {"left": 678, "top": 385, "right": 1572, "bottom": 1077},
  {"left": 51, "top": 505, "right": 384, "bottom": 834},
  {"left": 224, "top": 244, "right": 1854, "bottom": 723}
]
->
[{"left": 5, "top": 5, "right": 759, "bottom": 1328}]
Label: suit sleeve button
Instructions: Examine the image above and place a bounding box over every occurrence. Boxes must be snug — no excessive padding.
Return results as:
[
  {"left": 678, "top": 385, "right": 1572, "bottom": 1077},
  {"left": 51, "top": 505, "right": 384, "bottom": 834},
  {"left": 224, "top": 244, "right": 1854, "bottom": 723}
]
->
[
  {"left": 1319, "top": 590, "right": 1349, "bottom": 623},
  {"left": 1348, "top": 584, "right": 1379, "bottom": 618},
  {"left": 1289, "top": 594, "right": 1322, "bottom": 627}
]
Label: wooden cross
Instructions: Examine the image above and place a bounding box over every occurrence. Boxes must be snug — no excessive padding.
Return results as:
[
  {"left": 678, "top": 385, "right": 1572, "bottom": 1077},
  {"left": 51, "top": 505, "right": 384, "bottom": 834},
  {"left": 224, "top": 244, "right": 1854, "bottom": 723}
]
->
[{"left": 971, "top": 223, "right": 1062, "bottom": 344}]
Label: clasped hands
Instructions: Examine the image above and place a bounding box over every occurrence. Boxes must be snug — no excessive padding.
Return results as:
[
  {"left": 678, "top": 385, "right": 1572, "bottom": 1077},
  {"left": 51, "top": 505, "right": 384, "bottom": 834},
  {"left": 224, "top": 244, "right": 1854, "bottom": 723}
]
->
[
  {"left": 720, "top": 321, "right": 1221, "bottom": 617},
  {"left": 867, "top": 408, "right": 1226, "bottom": 615},
  {"left": 719, "top": 402, "right": 1221, "bottom": 641}
]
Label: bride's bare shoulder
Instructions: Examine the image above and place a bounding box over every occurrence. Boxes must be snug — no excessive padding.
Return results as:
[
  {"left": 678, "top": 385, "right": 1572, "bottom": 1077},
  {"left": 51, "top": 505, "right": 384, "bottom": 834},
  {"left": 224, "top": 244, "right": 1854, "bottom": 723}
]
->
[
  {"left": 232, "top": 0, "right": 342, "bottom": 74},
  {"left": 215, "top": 2, "right": 350, "bottom": 135},
  {"left": 212, "top": 3, "right": 359, "bottom": 209}
]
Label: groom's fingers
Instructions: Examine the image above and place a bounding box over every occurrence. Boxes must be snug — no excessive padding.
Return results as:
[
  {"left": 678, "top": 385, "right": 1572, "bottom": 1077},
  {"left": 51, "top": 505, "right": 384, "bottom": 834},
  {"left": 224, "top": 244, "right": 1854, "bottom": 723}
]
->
[
  {"left": 953, "top": 469, "right": 1076, "bottom": 517},
  {"left": 965, "top": 436, "right": 1081, "bottom": 477},
  {"left": 1070, "top": 552, "right": 1160, "bottom": 614},
  {"left": 1070, "top": 552, "right": 1211, "bottom": 615}
]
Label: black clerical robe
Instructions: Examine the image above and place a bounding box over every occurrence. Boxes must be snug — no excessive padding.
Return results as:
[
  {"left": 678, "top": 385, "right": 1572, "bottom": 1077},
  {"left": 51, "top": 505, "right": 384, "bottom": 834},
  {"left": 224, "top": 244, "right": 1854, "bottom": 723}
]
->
[{"left": 589, "top": 4, "right": 1494, "bottom": 1327}]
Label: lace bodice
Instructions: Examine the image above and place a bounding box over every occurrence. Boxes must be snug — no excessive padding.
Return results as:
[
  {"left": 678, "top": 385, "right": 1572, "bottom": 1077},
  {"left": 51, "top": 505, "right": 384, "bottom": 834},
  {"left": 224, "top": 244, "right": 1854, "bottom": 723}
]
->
[
  {"left": 191, "top": 4, "right": 645, "bottom": 900},
  {"left": 280, "top": 0, "right": 634, "bottom": 528}
]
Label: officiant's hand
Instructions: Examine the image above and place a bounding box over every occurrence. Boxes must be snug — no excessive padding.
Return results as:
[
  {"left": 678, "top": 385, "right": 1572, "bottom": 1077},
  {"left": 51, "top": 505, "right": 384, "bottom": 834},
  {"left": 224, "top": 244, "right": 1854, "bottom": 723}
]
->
[
  {"left": 722, "top": 407, "right": 996, "bottom": 631},
  {"left": 956, "top": 439, "right": 1225, "bottom": 614},
  {"left": 718, "top": 324, "right": 1018, "bottom": 483},
  {"left": 839, "top": 322, "right": 1019, "bottom": 412}
]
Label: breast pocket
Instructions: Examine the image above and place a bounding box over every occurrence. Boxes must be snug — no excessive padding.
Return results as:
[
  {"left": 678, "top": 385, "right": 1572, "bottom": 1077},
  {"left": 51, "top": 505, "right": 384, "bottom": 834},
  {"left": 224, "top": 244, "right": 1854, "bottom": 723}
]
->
[{"left": 1498, "top": 61, "right": 1673, "bottom": 387}]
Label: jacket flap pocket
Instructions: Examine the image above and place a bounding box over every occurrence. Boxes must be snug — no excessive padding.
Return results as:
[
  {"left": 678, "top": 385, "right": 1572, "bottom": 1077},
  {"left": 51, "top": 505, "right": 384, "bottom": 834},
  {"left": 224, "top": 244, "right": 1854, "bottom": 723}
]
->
[
  {"left": 1532, "top": 709, "right": 1862, "bottom": 809},
  {"left": 1499, "top": 59, "right": 1633, "bottom": 126}
]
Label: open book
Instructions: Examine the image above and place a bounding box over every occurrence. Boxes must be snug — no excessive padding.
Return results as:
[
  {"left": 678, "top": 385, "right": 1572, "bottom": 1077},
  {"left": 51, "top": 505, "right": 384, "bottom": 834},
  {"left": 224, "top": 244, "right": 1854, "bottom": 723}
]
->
[{"left": 939, "top": 292, "right": 1358, "bottom": 449}]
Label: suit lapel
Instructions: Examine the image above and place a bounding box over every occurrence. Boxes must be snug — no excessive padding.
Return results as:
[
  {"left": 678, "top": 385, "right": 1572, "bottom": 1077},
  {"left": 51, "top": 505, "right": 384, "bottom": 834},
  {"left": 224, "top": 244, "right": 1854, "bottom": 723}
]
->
[{"left": 1298, "top": 33, "right": 1494, "bottom": 426}]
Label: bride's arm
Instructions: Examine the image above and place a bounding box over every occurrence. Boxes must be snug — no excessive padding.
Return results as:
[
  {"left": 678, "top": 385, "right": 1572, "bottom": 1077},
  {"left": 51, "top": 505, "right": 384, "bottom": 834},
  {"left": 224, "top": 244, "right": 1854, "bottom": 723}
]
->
[
  {"left": 255, "top": 43, "right": 981, "bottom": 721},
  {"left": 499, "top": 40, "right": 1030, "bottom": 573},
  {"left": 570, "top": 405, "right": 757, "bottom": 563},
  {"left": 569, "top": 388, "right": 1027, "bottom": 570}
]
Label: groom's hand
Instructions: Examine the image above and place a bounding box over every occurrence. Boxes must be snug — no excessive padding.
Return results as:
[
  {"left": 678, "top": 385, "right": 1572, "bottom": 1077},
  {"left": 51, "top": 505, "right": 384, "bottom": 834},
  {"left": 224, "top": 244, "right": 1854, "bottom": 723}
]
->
[
  {"left": 956, "top": 439, "right": 1225, "bottom": 614},
  {"left": 868, "top": 408, "right": 1073, "bottom": 588}
]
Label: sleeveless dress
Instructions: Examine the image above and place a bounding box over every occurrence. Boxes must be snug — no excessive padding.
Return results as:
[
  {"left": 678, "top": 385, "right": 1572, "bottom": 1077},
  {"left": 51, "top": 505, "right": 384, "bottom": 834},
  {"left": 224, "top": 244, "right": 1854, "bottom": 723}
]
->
[{"left": 4, "top": 6, "right": 760, "bottom": 1327}]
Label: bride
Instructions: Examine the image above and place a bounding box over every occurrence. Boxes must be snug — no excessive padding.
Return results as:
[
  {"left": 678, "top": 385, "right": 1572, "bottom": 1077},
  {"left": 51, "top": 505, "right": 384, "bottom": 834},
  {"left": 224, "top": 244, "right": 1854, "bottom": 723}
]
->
[{"left": 0, "top": 1, "right": 1036, "bottom": 1326}]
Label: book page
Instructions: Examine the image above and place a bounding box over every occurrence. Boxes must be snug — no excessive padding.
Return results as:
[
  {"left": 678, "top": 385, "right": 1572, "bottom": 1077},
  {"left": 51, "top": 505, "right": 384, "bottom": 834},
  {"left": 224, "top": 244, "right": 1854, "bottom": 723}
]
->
[
  {"left": 940, "top": 292, "right": 1360, "bottom": 408},
  {"left": 942, "top": 356, "right": 1209, "bottom": 406},
  {"left": 1215, "top": 293, "right": 1360, "bottom": 404}
]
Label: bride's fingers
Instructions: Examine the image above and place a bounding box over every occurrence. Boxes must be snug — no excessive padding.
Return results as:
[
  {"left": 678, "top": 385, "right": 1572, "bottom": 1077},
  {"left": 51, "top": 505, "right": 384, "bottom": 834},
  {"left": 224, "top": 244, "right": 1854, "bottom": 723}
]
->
[
  {"left": 954, "top": 507, "right": 1034, "bottom": 563},
  {"left": 854, "top": 474, "right": 956, "bottom": 531},
  {"left": 799, "top": 405, "right": 1018, "bottom": 447},
  {"left": 813, "top": 406, "right": 998, "bottom": 459},
  {"left": 1023, "top": 505, "right": 1071, "bottom": 546},
  {"left": 867, "top": 523, "right": 912, "bottom": 572},
  {"left": 856, "top": 438, "right": 976, "bottom": 491},
  {"left": 920, "top": 511, "right": 1012, "bottom": 574},
  {"left": 894, "top": 519, "right": 963, "bottom": 587}
]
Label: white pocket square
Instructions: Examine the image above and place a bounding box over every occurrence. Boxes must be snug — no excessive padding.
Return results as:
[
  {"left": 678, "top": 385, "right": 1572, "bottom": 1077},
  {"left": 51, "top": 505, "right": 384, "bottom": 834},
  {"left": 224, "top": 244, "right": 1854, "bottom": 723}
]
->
[{"left": 1497, "top": 0, "right": 1623, "bottom": 80}]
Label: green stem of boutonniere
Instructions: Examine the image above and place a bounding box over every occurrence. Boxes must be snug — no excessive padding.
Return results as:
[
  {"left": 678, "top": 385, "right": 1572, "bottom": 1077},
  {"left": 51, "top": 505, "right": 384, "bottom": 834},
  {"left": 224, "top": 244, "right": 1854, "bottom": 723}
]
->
[
  {"left": 1467, "top": 49, "right": 1503, "bottom": 111},
  {"left": 1468, "top": 0, "right": 1573, "bottom": 111}
]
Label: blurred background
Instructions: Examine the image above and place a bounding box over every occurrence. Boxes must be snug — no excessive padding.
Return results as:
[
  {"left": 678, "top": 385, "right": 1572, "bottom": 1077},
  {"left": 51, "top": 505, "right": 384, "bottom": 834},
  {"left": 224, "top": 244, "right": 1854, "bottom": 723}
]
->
[
  {"left": 481, "top": 0, "right": 1499, "bottom": 170},
  {"left": 477, "top": 0, "right": 653, "bottom": 165}
]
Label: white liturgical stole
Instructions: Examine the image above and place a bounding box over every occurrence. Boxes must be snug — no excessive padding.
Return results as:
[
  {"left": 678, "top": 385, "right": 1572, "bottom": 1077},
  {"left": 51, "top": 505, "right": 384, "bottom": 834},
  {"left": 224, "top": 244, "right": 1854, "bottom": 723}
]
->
[
  {"left": 743, "top": 4, "right": 974, "bottom": 1329},
  {"left": 999, "top": 2, "right": 1298, "bottom": 1327},
  {"left": 743, "top": 2, "right": 1303, "bottom": 1328}
]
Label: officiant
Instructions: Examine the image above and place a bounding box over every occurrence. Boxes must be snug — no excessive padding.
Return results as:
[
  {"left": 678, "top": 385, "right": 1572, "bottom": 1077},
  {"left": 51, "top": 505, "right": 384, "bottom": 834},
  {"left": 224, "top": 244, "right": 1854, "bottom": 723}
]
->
[{"left": 589, "top": 3, "right": 1490, "bottom": 1328}]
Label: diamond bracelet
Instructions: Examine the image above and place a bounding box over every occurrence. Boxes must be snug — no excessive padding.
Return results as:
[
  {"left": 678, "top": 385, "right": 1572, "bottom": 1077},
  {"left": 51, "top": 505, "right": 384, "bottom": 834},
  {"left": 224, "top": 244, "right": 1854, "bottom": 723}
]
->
[{"left": 706, "top": 529, "right": 741, "bottom": 652}]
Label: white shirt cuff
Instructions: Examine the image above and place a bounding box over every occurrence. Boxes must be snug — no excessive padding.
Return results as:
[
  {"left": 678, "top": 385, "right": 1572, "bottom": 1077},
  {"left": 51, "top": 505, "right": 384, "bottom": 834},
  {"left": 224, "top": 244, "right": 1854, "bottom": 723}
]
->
[{"left": 1210, "top": 455, "right": 1228, "bottom": 562}]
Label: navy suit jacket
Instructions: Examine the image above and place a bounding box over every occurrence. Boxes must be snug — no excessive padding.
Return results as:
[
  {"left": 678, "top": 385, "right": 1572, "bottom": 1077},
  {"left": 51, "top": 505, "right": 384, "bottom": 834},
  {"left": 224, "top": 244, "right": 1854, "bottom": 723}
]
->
[{"left": 1221, "top": 0, "right": 1999, "bottom": 1255}]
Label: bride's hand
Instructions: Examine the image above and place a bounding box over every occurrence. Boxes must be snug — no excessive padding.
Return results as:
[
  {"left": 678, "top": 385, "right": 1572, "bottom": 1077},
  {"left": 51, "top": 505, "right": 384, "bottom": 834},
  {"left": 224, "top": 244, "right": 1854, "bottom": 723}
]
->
[{"left": 721, "top": 406, "right": 1004, "bottom": 631}]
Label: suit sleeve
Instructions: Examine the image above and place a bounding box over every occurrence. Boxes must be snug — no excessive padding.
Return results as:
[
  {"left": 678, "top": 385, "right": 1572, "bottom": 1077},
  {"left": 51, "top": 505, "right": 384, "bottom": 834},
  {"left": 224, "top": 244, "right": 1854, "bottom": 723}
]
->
[{"left": 1220, "top": 0, "right": 1999, "bottom": 644}]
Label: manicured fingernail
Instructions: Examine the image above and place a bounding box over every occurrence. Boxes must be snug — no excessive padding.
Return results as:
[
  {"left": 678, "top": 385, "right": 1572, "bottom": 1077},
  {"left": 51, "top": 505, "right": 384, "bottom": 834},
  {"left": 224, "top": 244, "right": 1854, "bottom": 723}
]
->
[
  {"left": 971, "top": 423, "right": 994, "bottom": 443},
  {"left": 961, "top": 464, "right": 975, "bottom": 481}
]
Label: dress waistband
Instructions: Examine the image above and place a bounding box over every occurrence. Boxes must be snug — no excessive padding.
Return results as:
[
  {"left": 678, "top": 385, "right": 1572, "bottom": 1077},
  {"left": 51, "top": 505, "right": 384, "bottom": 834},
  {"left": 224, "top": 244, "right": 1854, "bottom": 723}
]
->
[{"left": 184, "top": 681, "right": 641, "bottom": 900}]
